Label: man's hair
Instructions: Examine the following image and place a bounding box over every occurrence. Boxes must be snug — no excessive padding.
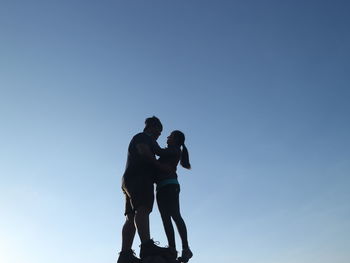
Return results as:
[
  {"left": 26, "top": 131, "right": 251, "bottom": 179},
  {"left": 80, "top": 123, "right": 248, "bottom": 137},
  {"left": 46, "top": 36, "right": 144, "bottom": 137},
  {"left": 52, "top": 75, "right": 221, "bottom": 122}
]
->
[{"left": 144, "top": 116, "right": 163, "bottom": 131}]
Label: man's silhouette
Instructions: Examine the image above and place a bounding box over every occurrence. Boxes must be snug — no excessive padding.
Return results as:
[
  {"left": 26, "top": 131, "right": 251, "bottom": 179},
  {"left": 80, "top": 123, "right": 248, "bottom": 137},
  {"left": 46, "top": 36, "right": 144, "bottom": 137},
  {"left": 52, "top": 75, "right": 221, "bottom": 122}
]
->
[{"left": 117, "top": 116, "right": 171, "bottom": 263}]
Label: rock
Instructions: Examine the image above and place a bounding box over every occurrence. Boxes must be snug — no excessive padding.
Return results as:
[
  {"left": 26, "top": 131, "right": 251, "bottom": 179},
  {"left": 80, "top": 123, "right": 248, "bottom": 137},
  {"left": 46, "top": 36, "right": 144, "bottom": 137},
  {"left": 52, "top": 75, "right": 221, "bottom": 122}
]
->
[
  {"left": 142, "top": 255, "right": 167, "bottom": 263},
  {"left": 141, "top": 255, "right": 179, "bottom": 263}
]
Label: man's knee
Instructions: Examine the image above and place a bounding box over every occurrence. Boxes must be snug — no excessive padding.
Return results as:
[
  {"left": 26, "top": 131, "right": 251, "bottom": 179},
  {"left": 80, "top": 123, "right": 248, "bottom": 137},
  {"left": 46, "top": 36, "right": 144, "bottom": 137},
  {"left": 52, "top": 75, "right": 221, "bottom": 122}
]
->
[{"left": 125, "top": 213, "right": 135, "bottom": 222}]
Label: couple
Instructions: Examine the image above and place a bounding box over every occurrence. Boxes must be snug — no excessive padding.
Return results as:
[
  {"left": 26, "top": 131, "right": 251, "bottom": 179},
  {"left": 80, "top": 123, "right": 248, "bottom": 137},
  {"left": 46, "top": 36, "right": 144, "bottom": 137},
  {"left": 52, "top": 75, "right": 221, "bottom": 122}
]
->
[{"left": 117, "top": 116, "right": 193, "bottom": 263}]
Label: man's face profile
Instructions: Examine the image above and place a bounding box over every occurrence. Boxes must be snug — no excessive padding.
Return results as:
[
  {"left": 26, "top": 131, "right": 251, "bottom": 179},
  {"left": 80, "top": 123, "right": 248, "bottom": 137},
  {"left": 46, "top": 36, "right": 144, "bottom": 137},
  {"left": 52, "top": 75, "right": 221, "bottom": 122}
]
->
[{"left": 153, "top": 126, "right": 162, "bottom": 140}]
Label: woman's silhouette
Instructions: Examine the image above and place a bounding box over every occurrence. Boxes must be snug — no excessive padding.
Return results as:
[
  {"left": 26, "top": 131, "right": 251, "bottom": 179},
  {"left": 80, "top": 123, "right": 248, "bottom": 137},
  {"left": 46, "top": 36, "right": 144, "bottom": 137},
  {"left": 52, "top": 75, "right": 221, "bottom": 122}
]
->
[{"left": 155, "top": 130, "right": 193, "bottom": 262}]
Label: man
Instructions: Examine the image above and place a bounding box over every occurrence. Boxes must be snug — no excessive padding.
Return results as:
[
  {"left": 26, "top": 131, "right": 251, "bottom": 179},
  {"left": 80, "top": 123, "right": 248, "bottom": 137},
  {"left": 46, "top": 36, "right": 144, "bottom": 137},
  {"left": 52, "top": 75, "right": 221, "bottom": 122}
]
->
[{"left": 117, "top": 116, "right": 172, "bottom": 263}]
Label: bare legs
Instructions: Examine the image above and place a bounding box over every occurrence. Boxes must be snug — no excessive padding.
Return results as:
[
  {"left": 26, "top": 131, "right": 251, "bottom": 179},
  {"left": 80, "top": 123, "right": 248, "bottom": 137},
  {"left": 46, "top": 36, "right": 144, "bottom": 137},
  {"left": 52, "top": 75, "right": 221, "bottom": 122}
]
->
[
  {"left": 121, "top": 213, "right": 136, "bottom": 251},
  {"left": 159, "top": 206, "right": 189, "bottom": 249},
  {"left": 121, "top": 206, "right": 152, "bottom": 252},
  {"left": 160, "top": 211, "right": 176, "bottom": 248},
  {"left": 173, "top": 214, "right": 189, "bottom": 249},
  {"left": 157, "top": 185, "right": 190, "bottom": 250},
  {"left": 134, "top": 206, "right": 151, "bottom": 243}
]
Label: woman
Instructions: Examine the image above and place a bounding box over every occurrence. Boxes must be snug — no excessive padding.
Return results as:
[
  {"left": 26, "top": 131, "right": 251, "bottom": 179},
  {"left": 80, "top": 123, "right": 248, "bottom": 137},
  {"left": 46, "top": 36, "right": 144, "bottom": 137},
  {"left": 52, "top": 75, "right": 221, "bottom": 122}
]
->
[{"left": 155, "top": 130, "right": 193, "bottom": 262}]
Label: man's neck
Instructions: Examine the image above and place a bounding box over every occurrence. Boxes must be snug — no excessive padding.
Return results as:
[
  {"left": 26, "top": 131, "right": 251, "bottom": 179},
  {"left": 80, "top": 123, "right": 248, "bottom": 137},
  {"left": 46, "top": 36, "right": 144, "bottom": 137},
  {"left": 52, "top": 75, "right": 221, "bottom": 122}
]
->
[
  {"left": 144, "top": 131, "right": 152, "bottom": 137},
  {"left": 144, "top": 131, "right": 156, "bottom": 140}
]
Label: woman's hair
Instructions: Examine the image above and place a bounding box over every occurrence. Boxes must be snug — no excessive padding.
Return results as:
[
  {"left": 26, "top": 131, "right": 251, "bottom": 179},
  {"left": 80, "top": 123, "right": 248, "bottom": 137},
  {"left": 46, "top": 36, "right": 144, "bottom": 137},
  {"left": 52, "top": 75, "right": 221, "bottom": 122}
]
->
[{"left": 172, "top": 130, "right": 191, "bottom": 169}]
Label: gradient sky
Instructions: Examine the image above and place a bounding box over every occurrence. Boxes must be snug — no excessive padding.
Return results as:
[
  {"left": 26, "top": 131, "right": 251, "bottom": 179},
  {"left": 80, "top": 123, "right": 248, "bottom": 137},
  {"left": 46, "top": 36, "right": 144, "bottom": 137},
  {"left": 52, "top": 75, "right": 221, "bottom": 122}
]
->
[{"left": 1, "top": 1, "right": 350, "bottom": 263}]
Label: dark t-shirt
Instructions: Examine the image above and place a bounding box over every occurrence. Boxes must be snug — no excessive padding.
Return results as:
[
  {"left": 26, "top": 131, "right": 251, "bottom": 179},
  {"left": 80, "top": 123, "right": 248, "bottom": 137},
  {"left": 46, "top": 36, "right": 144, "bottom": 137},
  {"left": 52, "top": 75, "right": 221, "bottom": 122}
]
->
[{"left": 123, "top": 132, "right": 159, "bottom": 180}]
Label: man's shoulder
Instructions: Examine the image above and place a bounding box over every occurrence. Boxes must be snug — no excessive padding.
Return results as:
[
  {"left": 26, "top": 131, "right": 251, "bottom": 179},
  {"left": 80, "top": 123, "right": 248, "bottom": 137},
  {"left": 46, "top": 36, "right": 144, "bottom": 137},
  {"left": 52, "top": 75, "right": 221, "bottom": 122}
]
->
[
  {"left": 131, "top": 132, "right": 152, "bottom": 144},
  {"left": 132, "top": 132, "right": 146, "bottom": 139}
]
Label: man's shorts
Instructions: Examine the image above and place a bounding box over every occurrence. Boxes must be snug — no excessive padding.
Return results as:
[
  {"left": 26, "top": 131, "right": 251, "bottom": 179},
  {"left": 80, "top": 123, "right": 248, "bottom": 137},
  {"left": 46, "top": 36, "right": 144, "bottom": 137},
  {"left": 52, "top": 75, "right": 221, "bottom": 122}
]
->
[{"left": 122, "top": 175, "right": 154, "bottom": 215}]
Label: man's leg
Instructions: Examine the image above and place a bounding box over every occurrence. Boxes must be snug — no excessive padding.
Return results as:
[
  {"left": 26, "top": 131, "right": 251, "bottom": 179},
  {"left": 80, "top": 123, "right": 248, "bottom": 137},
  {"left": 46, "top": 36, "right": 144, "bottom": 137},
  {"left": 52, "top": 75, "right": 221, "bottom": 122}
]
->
[
  {"left": 134, "top": 206, "right": 151, "bottom": 243},
  {"left": 134, "top": 184, "right": 173, "bottom": 259},
  {"left": 121, "top": 213, "right": 136, "bottom": 251},
  {"left": 117, "top": 193, "right": 140, "bottom": 263}
]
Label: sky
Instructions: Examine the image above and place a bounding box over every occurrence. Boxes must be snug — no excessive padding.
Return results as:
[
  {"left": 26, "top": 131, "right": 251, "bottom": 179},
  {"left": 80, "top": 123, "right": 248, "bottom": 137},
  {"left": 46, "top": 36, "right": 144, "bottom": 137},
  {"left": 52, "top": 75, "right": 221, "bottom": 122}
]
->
[{"left": 1, "top": 0, "right": 350, "bottom": 263}]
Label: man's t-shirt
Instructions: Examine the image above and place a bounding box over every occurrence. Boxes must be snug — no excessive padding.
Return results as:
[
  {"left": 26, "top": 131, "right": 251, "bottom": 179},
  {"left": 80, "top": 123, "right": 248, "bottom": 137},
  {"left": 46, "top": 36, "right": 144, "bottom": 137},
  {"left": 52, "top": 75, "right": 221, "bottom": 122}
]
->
[{"left": 123, "top": 132, "right": 158, "bottom": 180}]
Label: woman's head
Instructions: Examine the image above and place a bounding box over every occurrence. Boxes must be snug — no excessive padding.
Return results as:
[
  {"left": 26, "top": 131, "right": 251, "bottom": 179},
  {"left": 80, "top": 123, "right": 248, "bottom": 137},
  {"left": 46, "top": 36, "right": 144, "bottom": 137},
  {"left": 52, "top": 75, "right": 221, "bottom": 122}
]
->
[
  {"left": 167, "top": 130, "right": 185, "bottom": 147},
  {"left": 168, "top": 130, "right": 191, "bottom": 169}
]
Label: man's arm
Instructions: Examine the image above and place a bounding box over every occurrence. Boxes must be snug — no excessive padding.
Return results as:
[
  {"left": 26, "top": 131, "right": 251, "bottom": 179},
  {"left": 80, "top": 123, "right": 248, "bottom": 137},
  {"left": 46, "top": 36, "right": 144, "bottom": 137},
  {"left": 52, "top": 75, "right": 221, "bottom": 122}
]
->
[
  {"left": 152, "top": 140, "right": 166, "bottom": 156},
  {"left": 136, "top": 143, "right": 157, "bottom": 163},
  {"left": 136, "top": 143, "right": 173, "bottom": 174},
  {"left": 152, "top": 140, "right": 178, "bottom": 157}
]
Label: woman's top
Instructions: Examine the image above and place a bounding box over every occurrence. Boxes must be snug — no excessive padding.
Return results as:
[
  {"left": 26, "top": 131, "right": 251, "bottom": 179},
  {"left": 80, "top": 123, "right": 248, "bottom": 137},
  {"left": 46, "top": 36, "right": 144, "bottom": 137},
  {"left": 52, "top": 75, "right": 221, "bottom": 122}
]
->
[{"left": 155, "top": 145, "right": 182, "bottom": 191}]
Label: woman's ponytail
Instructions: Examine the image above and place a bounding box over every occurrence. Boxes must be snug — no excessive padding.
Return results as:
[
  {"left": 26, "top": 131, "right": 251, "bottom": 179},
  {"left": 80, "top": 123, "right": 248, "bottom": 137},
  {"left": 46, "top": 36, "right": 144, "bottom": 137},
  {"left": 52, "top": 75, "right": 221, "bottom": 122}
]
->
[
  {"left": 172, "top": 130, "right": 191, "bottom": 169},
  {"left": 180, "top": 143, "right": 191, "bottom": 169}
]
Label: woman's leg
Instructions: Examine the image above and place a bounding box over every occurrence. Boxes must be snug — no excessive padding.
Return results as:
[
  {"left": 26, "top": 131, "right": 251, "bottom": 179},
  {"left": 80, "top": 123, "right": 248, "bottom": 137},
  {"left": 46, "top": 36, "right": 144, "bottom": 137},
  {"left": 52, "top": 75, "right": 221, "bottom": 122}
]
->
[
  {"left": 160, "top": 210, "right": 176, "bottom": 248},
  {"left": 172, "top": 214, "right": 189, "bottom": 249},
  {"left": 170, "top": 185, "right": 189, "bottom": 249},
  {"left": 170, "top": 185, "right": 193, "bottom": 261},
  {"left": 156, "top": 187, "right": 176, "bottom": 248}
]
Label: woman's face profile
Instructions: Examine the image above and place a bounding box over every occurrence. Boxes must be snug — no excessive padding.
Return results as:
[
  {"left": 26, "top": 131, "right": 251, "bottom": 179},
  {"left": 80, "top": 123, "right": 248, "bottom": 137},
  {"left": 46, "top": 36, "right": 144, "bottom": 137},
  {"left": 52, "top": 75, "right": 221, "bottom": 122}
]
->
[{"left": 167, "top": 133, "right": 176, "bottom": 146}]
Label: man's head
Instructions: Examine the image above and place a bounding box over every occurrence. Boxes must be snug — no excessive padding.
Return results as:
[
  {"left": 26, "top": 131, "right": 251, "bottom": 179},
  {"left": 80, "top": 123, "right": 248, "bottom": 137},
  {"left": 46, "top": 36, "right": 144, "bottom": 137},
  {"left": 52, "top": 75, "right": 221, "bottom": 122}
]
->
[{"left": 143, "top": 116, "right": 163, "bottom": 140}]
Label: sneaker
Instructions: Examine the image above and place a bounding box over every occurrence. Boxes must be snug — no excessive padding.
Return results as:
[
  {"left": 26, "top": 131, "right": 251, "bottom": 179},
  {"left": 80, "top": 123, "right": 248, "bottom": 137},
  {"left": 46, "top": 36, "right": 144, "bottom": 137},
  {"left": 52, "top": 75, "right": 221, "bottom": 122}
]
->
[
  {"left": 117, "top": 249, "right": 141, "bottom": 263},
  {"left": 178, "top": 248, "right": 193, "bottom": 262},
  {"left": 166, "top": 246, "right": 178, "bottom": 260},
  {"left": 139, "top": 239, "right": 171, "bottom": 259}
]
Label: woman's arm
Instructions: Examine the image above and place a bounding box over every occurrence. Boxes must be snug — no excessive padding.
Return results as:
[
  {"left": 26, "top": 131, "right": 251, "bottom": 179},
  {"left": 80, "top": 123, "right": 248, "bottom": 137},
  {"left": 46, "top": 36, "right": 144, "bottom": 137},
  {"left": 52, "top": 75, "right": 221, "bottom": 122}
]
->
[{"left": 152, "top": 141, "right": 177, "bottom": 157}]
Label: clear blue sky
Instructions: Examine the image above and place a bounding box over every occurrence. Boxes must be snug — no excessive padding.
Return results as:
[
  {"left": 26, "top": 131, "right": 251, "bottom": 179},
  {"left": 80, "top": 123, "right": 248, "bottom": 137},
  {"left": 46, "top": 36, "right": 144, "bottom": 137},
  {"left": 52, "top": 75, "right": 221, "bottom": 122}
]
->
[{"left": 1, "top": 1, "right": 349, "bottom": 262}]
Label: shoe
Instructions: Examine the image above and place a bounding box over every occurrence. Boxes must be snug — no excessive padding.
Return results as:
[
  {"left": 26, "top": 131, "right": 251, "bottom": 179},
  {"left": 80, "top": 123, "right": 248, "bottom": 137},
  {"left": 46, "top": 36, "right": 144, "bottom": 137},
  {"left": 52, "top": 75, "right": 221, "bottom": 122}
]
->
[
  {"left": 166, "top": 246, "right": 178, "bottom": 260},
  {"left": 178, "top": 248, "right": 193, "bottom": 262},
  {"left": 139, "top": 239, "right": 171, "bottom": 259},
  {"left": 117, "top": 249, "right": 141, "bottom": 263}
]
